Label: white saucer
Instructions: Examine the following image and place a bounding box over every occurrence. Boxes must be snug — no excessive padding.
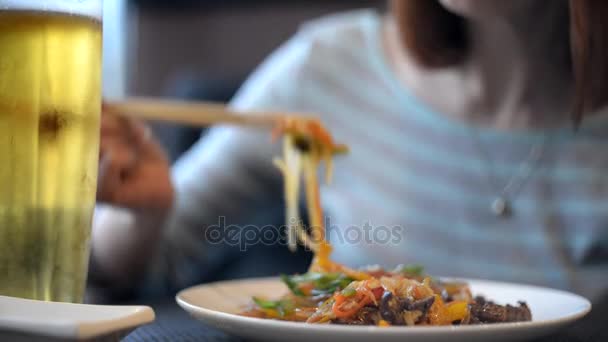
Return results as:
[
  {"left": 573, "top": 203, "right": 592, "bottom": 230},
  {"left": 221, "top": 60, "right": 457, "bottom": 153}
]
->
[{"left": 0, "top": 295, "right": 155, "bottom": 341}]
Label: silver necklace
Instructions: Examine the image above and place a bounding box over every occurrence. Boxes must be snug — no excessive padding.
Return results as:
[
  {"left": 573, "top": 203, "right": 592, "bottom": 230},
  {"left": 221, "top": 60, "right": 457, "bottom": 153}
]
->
[{"left": 471, "top": 132, "right": 547, "bottom": 218}]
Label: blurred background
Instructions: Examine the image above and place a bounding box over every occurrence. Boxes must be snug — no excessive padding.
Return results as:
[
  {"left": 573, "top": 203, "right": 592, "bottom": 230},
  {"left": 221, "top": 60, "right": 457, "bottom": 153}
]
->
[
  {"left": 103, "top": 0, "right": 383, "bottom": 162},
  {"left": 101, "top": 0, "right": 383, "bottom": 288}
]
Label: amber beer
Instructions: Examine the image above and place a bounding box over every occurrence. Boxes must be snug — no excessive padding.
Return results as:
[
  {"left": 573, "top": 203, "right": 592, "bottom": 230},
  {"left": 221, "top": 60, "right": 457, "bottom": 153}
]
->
[{"left": 0, "top": 2, "right": 102, "bottom": 303}]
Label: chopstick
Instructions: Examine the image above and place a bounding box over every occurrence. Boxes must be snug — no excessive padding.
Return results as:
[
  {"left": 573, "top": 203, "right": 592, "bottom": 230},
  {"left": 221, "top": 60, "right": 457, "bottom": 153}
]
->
[{"left": 104, "top": 97, "right": 287, "bottom": 128}]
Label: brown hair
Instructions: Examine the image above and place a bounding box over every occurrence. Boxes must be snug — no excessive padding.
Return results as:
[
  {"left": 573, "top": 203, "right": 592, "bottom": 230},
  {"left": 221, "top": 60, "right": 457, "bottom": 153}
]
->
[{"left": 390, "top": 0, "right": 608, "bottom": 124}]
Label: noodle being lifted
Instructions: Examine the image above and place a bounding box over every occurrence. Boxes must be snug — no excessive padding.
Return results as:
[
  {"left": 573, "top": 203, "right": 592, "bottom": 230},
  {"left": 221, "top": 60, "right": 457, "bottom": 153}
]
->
[
  {"left": 272, "top": 117, "right": 371, "bottom": 280},
  {"left": 242, "top": 117, "right": 532, "bottom": 326}
]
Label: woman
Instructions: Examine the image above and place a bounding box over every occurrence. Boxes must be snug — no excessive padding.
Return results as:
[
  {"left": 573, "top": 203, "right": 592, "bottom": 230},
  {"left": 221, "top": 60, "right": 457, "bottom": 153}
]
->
[{"left": 93, "top": 0, "right": 608, "bottom": 301}]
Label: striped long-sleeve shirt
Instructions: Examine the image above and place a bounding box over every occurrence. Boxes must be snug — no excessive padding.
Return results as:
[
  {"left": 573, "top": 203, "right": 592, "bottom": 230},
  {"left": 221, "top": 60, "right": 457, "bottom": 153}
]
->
[{"left": 148, "top": 10, "right": 608, "bottom": 301}]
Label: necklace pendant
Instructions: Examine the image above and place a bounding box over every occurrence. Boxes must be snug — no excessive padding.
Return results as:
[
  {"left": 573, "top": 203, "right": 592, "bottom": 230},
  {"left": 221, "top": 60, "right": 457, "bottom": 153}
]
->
[{"left": 492, "top": 197, "right": 510, "bottom": 217}]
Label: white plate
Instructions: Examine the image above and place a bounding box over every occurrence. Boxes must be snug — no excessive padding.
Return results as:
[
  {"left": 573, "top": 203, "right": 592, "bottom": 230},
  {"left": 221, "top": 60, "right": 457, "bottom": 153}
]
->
[
  {"left": 176, "top": 277, "right": 591, "bottom": 342},
  {"left": 0, "top": 295, "right": 155, "bottom": 342}
]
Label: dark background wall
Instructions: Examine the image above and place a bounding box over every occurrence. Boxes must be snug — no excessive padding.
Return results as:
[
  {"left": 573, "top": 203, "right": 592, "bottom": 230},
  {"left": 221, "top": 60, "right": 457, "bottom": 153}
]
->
[{"left": 128, "top": 1, "right": 383, "bottom": 96}]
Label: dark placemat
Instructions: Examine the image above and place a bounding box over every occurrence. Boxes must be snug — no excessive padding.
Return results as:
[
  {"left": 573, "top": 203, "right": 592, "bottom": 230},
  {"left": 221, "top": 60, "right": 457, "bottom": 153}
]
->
[{"left": 125, "top": 300, "right": 237, "bottom": 342}]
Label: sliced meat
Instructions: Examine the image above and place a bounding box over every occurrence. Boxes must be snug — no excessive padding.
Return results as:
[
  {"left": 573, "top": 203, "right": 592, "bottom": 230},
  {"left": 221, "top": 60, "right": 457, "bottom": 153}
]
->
[
  {"left": 468, "top": 300, "right": 532, "bottom": 324},
  {"left": 505, "top": 302, "right": 532, "bottom": 322},
  {"left": 474, "top": 296, "right": 487, "bottom": 305}
]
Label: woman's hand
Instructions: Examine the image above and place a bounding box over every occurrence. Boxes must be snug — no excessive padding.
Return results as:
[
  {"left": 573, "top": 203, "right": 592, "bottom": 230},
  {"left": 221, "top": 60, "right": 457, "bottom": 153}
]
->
[
  {"left": 97, "top": 107, "right": 174, "bottom": 213},
  {"left": 90, "top": 108, "right": 174, "bottom": 289}
]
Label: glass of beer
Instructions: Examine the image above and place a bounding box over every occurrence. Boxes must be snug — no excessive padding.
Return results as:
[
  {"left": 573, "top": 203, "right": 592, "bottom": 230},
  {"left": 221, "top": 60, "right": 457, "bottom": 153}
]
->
[{"left": 0, "top": 0, "right": 102, "bottom": 303}]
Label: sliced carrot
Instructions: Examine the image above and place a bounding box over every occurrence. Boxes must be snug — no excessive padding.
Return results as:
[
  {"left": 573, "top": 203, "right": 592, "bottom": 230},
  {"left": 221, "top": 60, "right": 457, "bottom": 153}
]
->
[
  {"left": 378, "top": 320, "right": 391, "bottom": 327},
  {"left": 332, "top": 292, "right": 371, "bottom": 319},
  {"left": 443, "top": 300, "right": 469, "bottom": 323}
]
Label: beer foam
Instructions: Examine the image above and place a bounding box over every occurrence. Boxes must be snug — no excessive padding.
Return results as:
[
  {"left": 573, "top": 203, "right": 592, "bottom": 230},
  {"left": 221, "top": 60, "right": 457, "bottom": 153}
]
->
[{"left": 0, "top": 0, "right": 102, "bottom": 20}]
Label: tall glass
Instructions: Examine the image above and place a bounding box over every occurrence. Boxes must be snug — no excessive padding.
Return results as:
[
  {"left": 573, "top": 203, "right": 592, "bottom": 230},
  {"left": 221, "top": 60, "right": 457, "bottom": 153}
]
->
[{"left": 0, "top": 0, "right": 102, "bottom": 303}]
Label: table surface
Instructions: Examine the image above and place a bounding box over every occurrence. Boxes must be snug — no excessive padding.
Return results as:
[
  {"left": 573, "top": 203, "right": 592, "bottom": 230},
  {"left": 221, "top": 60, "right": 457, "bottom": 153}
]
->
[{"left": 123, "top": 297, "right": 608, "bottom": 342}]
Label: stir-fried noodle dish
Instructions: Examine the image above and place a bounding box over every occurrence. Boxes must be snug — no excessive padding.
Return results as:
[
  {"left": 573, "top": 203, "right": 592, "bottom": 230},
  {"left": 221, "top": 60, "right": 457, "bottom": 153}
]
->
[{"left": 241, "top": 117, "right": 532, "bottom": 326}]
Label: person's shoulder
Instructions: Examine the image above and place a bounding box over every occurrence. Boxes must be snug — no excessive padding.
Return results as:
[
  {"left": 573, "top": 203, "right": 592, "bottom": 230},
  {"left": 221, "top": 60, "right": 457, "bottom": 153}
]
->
[
  {"left": 300, "top": 9, "right": 382, "bottom": 37},
  {"left": 231, "top": 9, "right": 383, "bottom": 110},
  {"left": 269, "top": 9, "right": 383, "bottom": 81},
  {"left": 295, "top": 9, "right": 383, "bottom": 55}
]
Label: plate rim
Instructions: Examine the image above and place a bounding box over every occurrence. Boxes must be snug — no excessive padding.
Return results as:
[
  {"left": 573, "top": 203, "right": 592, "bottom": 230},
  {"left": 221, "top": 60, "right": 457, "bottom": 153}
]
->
[{"left": 175, "top": 276, "right": 592, "bottom": 335}]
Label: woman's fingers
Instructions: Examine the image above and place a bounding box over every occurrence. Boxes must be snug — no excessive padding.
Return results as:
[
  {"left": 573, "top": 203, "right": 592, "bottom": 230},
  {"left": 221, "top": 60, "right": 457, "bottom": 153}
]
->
[
  {"left": 101, "top": 109, "right": 145, "bottom": 141},
  {"left": 98, "top": 107, "right": 173, "bottom": 210},
  {"left": 100, "top": 111, "right": 150, "bottom": 172},
  {"left": 98, "top": 145, "right": 173, "bottom": 210},
  {"left": 97, "top": 139, "right": 137, "bottom": 203},
  {"left": 97, "top": 152, "right": 119, "bottom": 203},
  {"left": 110, "top": 168, "right": 174, "bottom": 211},
  {"left": 101, "top": 109, "right": 127, "bottom": 136}
]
